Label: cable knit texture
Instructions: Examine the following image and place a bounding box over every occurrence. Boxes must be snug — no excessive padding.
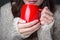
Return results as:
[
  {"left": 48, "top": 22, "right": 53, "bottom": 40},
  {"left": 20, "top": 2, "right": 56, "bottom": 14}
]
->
[{"left": 0, "top": 2, "right": 60, "bottom": 40}]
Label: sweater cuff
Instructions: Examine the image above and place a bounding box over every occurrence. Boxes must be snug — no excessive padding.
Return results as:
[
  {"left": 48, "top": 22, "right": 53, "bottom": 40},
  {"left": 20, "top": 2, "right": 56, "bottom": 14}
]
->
[
  {"left": 40, "top": 20, "right": 55, "bottom": 31},
  {"left": 13, "top": 17, "right": 30, "bottom": 39},
  {"left": 37, "top": 20, "right": 54, "bottom": 40}
]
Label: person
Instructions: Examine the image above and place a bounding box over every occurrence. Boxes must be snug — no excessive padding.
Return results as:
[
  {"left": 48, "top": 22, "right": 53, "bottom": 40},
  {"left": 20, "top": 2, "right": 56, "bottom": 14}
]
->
[{"left": 0, "top": 0, "right": 60, "bottom": 40}]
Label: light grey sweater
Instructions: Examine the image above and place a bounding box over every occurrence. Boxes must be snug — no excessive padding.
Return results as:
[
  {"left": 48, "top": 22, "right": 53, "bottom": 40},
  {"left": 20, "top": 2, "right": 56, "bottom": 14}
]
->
[{"left": 0, "top": 2, "right": 60, "bottom": 40}]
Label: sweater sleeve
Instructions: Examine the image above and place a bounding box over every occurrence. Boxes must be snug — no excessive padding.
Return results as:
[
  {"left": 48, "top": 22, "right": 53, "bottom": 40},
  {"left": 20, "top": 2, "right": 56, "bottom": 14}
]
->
[
  {"left": 0, "top": 3, "right": 30, "bottom": 40},
  {"left": 13, "top": 17, "right": 30, "bottom": 39},
  {"left": 37, "top": 20, "right": 55, "bottom": 40}
]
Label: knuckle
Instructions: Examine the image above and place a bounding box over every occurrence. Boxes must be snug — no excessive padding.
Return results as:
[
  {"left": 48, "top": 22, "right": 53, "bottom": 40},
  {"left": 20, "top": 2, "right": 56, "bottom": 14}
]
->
[{"left": 19, "top": 30, "right": 23, "bottom": 34}]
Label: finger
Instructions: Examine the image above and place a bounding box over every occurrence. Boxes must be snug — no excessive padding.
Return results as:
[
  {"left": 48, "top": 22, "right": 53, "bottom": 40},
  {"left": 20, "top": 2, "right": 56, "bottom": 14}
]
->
[
  {"left": 41, "top": 7, "right": 53, "bottom": 16},
  {"left": 40, "top": 18, "right": 47, "bottom": 25},
  {"left": 45, "top": 10, "right": 53, "bottom": 16},
  {"left": 19, "top": 22, "right": 40, "bottom": 36},
  {"left": 44, "top": 7, "right": 53, "bottom": 16},
  {"left": 18, "top": 20, "right": 38, "bottom": 29},
  {"left": 23, "top": 22, "right": 41, "bottom": 35},
  {"left": 18, "top": 22, "right": 40, "bottom": 34},
  {"left": 18, "top": 18, "right": 26, "bottom": 24},
  {"left": 41, "top": 13, "right": 54, "bottom": 20},
  {"left": 40, "top": 16, "right": 53, "bottom": 25}
]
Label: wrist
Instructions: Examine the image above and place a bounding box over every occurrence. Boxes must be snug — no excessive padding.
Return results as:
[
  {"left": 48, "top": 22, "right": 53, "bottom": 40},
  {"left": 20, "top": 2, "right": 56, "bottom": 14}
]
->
[{"left": 40, "top": 20, "right": 55, "bottom": 31}]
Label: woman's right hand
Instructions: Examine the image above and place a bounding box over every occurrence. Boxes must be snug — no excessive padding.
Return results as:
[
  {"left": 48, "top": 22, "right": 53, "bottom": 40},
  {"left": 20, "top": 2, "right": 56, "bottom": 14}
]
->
[{"left": 17, "top": 18, "right": 41, "bottom": 37}]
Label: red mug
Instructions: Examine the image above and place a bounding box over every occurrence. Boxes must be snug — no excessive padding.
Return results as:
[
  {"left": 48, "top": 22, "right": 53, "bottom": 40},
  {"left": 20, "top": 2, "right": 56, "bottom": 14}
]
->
[{"left": 20, "top": 4, "right": 42, "bottom": 22}]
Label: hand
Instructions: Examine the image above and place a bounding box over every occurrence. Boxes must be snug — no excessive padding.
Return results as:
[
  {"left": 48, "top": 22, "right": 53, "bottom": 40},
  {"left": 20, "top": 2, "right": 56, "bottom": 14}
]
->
[
  {"left": 40, "top": 7, "right": 54, "bottom": 25},
  {"left": 17, "top": 18, "right": 41, "bottom": 36}
]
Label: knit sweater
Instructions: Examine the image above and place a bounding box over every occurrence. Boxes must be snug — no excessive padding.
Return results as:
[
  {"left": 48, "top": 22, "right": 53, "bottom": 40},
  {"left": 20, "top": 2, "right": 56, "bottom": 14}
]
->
[{"left": 0, "top": 2, "right": 60, "bottom": 40}]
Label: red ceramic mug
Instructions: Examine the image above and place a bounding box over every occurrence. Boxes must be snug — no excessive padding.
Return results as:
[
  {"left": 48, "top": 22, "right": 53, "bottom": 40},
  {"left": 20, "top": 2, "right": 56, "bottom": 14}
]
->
[{"left": 20, "top": 4, "right": 42, "bottom": 23}]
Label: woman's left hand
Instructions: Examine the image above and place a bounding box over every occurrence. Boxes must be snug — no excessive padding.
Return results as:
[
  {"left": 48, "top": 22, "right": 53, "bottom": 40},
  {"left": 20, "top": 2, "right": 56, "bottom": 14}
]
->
[{"left": 40, "top": 7, "right": 54, "bottom": 25}]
